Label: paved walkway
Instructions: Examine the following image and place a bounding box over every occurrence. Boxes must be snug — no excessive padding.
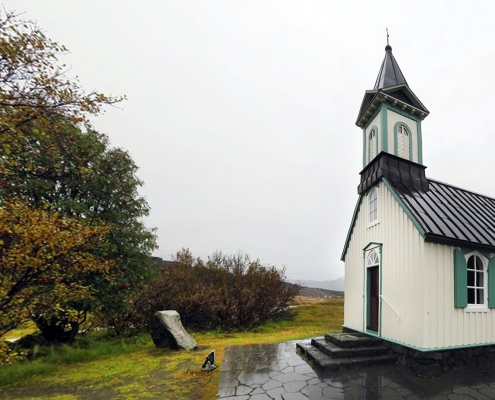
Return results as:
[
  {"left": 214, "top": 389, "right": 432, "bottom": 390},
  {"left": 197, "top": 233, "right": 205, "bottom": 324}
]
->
[{"left": 217, "top": 339, "right": 495, "bottom": 399}]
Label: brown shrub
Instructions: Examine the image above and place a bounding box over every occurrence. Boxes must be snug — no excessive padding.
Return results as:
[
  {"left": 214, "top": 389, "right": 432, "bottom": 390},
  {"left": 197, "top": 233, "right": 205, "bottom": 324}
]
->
[{"left": 107, "top": 249, "right": 300, "bottom": 334}]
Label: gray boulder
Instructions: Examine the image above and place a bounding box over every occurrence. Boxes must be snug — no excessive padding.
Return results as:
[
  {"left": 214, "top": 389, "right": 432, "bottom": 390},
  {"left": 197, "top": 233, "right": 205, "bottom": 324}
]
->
[{"left": 149, "top": 310, "right": 197, "bottom": 350}]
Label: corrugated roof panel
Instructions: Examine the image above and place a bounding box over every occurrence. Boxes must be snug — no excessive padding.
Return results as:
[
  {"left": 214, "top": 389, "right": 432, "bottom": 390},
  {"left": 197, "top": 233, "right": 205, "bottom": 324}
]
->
[
  {"left": 466, "top": 191, "right": 495, "bottom": 223},
  {"left": 477, "top": 195, "right": 495, "bottom": 215},
  {"left": 427, "top": 187, "right": 468, "bottom": 239},
  {"left": 411, "top": 195, "right": 455, "bottom": 236},
  {"left": 388, "top": 178, "right": 495, "bottom": 250},
  {"left": 428, "top": 182, "right": 488, "bottom": 238},
  {"left": 393, "top": 183, "right": 445, "bottom": 236},
  {"left": 414, "top": 209, "right": 440, "bottom": 235},
  {"left": 427, "top": 183, "right": 484, "bottom": 243},
  {"left": 438, "top": 183, "right": 494, "bottom": 244}
]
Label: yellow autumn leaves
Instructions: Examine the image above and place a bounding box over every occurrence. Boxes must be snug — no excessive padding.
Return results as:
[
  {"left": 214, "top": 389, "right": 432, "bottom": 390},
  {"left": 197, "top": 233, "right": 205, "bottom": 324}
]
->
[{"left": 0, "top": 200, "right": 115, "bottom": 360}]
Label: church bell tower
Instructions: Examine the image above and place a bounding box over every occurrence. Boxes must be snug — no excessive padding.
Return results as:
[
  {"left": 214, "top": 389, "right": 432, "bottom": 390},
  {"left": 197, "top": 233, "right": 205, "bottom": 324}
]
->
[{"left": 356, "top": 43, "right": 430, "bottom": 194}]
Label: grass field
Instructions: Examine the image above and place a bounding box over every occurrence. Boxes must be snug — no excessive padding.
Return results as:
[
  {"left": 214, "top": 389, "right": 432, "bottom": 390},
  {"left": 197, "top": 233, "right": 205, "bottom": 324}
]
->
[{"left": 0, "top": 297, "right": 344, "bottom": 400}]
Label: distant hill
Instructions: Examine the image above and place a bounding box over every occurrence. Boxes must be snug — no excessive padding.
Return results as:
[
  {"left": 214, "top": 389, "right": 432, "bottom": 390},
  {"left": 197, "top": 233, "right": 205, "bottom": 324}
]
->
[
  {"left": 298, "top": 286, "right": 343, "bottom": 298},
  {"left": 284, "top": 281, "right": 343, "bottom": 298},
  {"left": 289, "top": 277, "right": 345, "bottom": 292}
]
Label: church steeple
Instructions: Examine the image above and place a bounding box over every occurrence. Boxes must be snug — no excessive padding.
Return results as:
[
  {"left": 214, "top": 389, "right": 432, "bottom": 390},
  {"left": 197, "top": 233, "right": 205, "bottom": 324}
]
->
[
  {"left": 373, "top": 44, "right": 408, "bottom": 89},
  {"left": 356, "top": 42, "right": 430, "bottom": 174}
]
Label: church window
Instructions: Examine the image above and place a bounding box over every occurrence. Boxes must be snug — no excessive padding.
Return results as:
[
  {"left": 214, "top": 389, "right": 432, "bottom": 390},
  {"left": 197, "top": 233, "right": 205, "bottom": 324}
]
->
[
  {"left": 368, "top": 188, "right": 378, "bottom": 225},
  {"left": 397, "top": 125, "right": 410, "bottom": 159},
  {"left": 467, "top": 254, "right": 486, "bottom": 307},
  {"left": 369, "top": 129, "right": 377, "bottom": 161},
  {"left": 366, "top": 249, "right": 380, "bottom": 267},
  {"left": 454, "top": 249, "right": 495, "bottom": 311}
]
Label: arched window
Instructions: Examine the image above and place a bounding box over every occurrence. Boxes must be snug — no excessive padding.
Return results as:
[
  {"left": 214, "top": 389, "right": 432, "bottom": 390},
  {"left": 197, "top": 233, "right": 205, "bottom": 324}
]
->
[
  {"left": 369, "top": 129, "right": 377, "bottom": 161},
  {"left": 369, "top": 188, "right": 378, "bottom": 224},
  {"left": 467, "top": 254, "right": 487, "bottom": 306},
  {"left": 397, "top": 125, "right": 410, "bottom": 159},
  {"left": 366, "top": 250, "right": 380, "bottom": 267}
]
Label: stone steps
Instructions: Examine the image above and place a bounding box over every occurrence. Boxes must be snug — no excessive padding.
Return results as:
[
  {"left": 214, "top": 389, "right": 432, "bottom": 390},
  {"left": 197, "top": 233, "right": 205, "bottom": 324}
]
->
[
  {"left": 312, "top": 338, "right": 389, "bottom": 358},
  {"left": 325, "top": 332, "right": 384, "bottom": 348},
  {"left": 296, "top": 332, "right": 397, "bottom": 373}
]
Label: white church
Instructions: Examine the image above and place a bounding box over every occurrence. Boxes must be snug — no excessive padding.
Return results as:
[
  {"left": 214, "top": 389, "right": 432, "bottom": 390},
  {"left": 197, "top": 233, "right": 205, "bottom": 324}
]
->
[{"left": 341, "top": 43, "right": 495, "bottom": 353}]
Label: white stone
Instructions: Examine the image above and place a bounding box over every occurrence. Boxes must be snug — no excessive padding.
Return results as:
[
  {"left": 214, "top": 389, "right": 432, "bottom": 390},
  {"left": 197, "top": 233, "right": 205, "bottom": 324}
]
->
[{"left": 150, "top": 310, "right": 197, "bottom": 350}]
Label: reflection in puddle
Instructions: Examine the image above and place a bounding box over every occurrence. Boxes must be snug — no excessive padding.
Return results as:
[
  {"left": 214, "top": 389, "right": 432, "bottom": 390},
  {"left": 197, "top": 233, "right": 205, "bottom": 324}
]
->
[{"left": 218, "top": 341, "right": 495, "bottom": 399}]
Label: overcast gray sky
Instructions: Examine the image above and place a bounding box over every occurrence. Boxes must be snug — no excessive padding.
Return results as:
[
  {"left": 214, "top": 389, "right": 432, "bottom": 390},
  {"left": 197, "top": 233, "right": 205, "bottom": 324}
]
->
[{"left": 6, "top": 1, "right": 495, "bottom": 281}]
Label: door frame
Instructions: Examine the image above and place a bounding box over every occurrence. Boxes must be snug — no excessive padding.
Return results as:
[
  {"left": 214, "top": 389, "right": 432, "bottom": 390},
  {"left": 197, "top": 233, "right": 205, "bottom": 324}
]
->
[{"left": 363, "top": 242, "right": 382, "bottom": 337}]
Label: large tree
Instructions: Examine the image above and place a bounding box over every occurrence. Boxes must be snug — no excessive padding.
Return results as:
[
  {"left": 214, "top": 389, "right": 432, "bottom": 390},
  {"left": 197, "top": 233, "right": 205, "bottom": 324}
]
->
[
  {"left": 0, "top": 10, "right": 156, "bottom": 342},
  {"left": 8, "top": 124, "right": 158, "bottom": 340}
]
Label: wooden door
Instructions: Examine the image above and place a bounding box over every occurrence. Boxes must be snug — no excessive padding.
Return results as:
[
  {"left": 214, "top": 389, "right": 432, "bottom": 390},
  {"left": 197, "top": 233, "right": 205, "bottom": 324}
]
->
[{"left": 367, "top": 266, "right": 379, "bottom": 332}]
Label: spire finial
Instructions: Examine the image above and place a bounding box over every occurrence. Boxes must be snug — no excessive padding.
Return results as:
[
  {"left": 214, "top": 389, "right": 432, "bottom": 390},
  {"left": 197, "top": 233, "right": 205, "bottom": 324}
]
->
[{"left": 385, "top": 28, "right": 392, "bottom": 52}]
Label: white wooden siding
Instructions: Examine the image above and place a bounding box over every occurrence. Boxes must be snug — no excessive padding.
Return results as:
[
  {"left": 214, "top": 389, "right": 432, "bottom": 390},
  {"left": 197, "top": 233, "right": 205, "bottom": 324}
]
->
[
  {"left": 423, "top": 244, "right": 495, "bottom": 349},
  {"left": 345, "top": 181, "right": 495, "bottom": 350},
  {"left": 344, "top": 182, "right": 425, "bottom": 348}
]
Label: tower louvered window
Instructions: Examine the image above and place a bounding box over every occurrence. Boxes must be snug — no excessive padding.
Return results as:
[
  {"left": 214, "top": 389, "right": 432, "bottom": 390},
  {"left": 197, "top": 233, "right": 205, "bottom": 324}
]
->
[
  {"left": 369, "top": 129, "right": 377, "bottom": 161},
  {"left": 397, "top": 125, "right": 410, "bottom": 159}
]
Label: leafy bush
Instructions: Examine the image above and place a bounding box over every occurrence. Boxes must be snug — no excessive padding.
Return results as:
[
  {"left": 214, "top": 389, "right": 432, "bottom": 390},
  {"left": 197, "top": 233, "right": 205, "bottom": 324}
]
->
[{"left": 99, "top": 249, "right": 301, "bottom": 334}]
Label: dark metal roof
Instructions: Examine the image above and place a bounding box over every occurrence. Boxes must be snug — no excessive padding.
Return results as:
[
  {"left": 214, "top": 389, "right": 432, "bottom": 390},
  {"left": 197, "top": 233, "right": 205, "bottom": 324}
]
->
[
  {"left": 388, "top": 178, "right": 495, "bottom": 250},
  {"left": 358, "top": 152, "right": 429, "bottom": 195},
  {"left": 374, "top": 45, "right": 408, "bottom": 90}
]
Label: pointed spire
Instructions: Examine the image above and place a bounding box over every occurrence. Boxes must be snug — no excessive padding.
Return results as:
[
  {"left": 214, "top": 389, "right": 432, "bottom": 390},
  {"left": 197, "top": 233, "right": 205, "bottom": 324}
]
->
[{"left": 373, "top": 36, "right": 407, "bottom": 90}]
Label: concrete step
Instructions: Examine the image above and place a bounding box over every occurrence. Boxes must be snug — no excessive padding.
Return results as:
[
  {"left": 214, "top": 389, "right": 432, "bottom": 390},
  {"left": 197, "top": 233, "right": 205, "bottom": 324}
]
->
[
  {"left": 311, "top": 338, "right": 389, "bottom": 358},
  {"left": 325, "top": 332, "right": 383, "bottom": 348},
  {"left": 297, "top": 342, "right": 397, "bottom": 372}
]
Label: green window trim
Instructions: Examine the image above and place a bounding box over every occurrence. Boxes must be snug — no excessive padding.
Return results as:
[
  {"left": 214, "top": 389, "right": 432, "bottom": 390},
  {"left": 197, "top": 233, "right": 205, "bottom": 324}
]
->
[
  {"left": 380, "top": 104, "right": 388, "bottom": 153},
  {"left": 363, "top": 242, "right": 382, "bottom": 336},
  {"left": 362, "top": 128, "right": 366, "bottom": 168},
  {"left": 363, "top": 242, "right": 383, "bottom": 252},
  {"left": 393, "top": 121, "right": 414, "bottom": 162},
  {"left": 385, "top": 104, "right": 424, "bottom": 164},
  {"left": 454, "top": 249, "right": 467, "bottom": 308},
  {"left": 488, "top": 258, "right": 495, "bottom": 309},
  {"left": 417, "top": 120, "right": 423, "bottom": 164},
  {"left": 454, "top": 249, "right": 495, "bottom": 309}
]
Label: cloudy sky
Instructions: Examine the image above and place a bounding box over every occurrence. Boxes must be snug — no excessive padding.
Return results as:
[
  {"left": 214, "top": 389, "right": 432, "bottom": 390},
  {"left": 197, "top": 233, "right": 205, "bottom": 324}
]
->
[{"left": 6, "top": 1, "right": 495, "bottom": 281}]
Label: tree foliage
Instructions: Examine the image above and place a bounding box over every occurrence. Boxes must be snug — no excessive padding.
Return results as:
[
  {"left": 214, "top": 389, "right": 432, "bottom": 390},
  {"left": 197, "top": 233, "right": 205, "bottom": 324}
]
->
[
  {"left": 0, "top": 200, "right": 114, "bottom": 341},
  {"left": 1, "top": 122, "right": 159, "bottom": 341},
  {"left": 0, "top": 9, "right": 121, "bottom": 148},
  {"left": 0, "top": 8, "right": 121, "bottom": 201},
  {"left": 0, "top": 9, "right": 156, "bottom": 346}
]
